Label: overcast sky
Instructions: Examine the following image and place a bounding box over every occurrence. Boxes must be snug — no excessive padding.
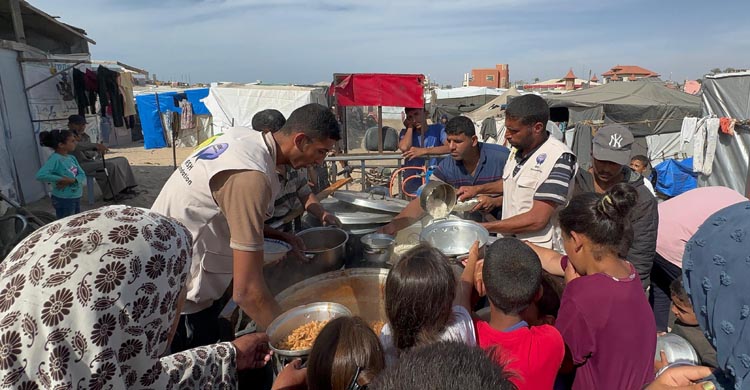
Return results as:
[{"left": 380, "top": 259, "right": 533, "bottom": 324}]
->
[{"left": 31, "top": 0, "right": 750, "bottom": 86}]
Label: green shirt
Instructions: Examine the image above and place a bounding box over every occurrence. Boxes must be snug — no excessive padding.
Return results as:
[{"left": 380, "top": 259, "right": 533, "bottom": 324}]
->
[{"left": 35, "top": 152, "right": 87, "bottom": 198}]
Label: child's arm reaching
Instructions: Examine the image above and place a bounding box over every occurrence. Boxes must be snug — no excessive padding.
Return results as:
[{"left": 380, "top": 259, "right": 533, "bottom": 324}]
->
[
  {"left": 525, "top": 241, "right": 565, "bottom": 276},
  {"left": 457, "top": 241, "right": 481, "bottom": 312}
]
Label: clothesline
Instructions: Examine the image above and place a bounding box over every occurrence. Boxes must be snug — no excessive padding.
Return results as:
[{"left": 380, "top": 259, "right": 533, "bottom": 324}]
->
[{"left": 572, "top": 117, "right": 685, "bottom": 127}]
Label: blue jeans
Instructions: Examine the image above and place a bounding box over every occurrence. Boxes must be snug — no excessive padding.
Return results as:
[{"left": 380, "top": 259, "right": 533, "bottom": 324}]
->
[{"left": 51, "top": 195, "right": 81, "bottom": 219}]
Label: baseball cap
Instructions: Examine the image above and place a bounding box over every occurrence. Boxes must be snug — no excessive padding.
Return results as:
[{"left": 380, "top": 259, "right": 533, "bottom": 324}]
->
[
  {"left": 68, "top": 114, "right": 87, "bottom": 125},
  {"left": 592, "top": 124, "right": 634, "bottom": 166}
]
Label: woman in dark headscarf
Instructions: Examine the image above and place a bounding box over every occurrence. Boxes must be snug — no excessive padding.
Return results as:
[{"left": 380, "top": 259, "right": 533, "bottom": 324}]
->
[
  {"left": 0, "top": 205, "right": 270, "bottom": 389},
  {"left": 682, "top": 201, "right": 750, "bottom": 389},
  {"left": 648, "top": 201, "right": 750, "bottom": 390}
]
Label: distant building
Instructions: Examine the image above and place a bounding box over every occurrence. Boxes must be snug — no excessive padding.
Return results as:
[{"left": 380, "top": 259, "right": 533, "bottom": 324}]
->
[
  {"left": 522, "top": 69, "right": 599, "bottom": 92},
  {"left": 601, "top": 65, "right": 660, "bottom": 83},
  {"left": 468, "top": 64, "right": 510, "bottom": 89}
]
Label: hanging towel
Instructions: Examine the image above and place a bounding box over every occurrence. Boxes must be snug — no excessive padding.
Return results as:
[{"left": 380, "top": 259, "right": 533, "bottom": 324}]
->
[
  {"left": 680, "top": 117, "right": 698, "bottom": 146},
  {"left": 693, "top": 117, "right": 720, "bottom": 175},
  {"left": 179, "top": 99, "right": 195, "bottom": 129}
]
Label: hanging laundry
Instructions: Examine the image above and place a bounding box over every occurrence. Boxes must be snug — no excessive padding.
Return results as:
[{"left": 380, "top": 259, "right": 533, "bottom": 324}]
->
[
  {"left": 719, "top": 117, "right": 736, "bottom": 135},
  {"left": 179, "top": 99, "right": 195, "bottom": 129},
  {"left": 56, "top": 71, "right": 74, "bottom": 101},
  {"left": 97, "top": 65, "right": 125, "bottom": 127},
  {"left": 84, "top": 69, "right": 98, "bottom": 114},
  {"left": 692, "top": 117, "right": 720, "bottom": 175},
  {"left": 680, "top": 117, "right": 698, "bottom": 145},
  {"left": 72, "top": 68, "right": 88, "bottom": 116},
  {"left": 119, "top": 72, "right": 137, "bottom": 117}
]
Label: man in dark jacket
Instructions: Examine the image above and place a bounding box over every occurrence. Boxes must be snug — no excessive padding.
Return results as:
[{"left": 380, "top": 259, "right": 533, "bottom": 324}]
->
[{"left": 573, "top": 124, "right": 658, "bottom": 290}]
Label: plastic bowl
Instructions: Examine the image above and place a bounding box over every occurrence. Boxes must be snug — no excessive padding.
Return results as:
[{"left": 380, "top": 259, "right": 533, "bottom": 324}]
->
[{"left": 264, "top": 238, "right": 292, "bottom": 264}]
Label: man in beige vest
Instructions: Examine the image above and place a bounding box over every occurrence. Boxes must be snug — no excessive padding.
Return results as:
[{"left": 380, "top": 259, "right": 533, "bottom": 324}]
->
[
  {"left": 457, "top": 95, "right": 577, "bottom": 249},
  {"left": 152, "top": 103, "right": 340, "bottom": 351}
]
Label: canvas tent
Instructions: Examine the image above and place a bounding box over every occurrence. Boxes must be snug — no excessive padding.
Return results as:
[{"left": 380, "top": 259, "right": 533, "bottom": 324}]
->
[
  {"left": 464, "top": 88, "right": 522, "bottom": 123},
  {"left": 202, "top": 84, "right": 328, "bottom": 134},
  {"left": 544, "top": 80, "right": 701, "bottom": 168},
  {"left": 430, "top": 87, "right": 505, "bottom": 122},
  {"left": 698, "top": 72, "right": 750, "bottom": 195}
]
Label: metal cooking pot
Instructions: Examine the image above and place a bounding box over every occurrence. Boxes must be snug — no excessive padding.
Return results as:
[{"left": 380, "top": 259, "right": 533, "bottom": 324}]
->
[
  {"left": 361, "top": 233, "right": 395, "bottom": 264},
  {"left": 275, "top": 268, "right": 389, "bottom": 324},
  {"left": 296, "top": 227, "right": 348, "bottom": 272},
  {"left": 420, "top": 219, "right": 489, "bottom": 258},
  {"left": 419, "top": 181, "right": 457, "bottom": 219}
]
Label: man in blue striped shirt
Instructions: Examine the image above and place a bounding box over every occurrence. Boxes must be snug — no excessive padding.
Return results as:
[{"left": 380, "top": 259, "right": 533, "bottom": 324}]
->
[{"left": 379, "top": 116, "right": 510, "bottom": 235}]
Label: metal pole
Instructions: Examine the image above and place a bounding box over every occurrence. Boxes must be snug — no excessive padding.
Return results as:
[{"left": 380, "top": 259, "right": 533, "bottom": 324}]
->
[{"left": 377, "top": 106, "right": 383, "bottom": 153}]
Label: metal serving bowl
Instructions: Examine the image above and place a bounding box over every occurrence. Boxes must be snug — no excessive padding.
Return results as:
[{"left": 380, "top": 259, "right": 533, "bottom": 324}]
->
[
  {"left": 655, "top": 333, "right": 699, "bottom": 365},
  {"left": 266, "top": 302, "right": 352, "bottom": 374},
  {"left": 419, "top": 219, "right": 489, "bottom": 258}
]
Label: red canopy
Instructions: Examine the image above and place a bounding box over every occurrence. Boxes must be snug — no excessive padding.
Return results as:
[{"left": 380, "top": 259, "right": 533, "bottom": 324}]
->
[{"left": 332, "top": 73, "right": 425, "bottom": 108}]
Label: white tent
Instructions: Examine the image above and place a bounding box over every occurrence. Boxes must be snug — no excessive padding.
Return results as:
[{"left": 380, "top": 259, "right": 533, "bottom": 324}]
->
[{"left": 202, "top": 84, "right": 328, "bottom": 133}]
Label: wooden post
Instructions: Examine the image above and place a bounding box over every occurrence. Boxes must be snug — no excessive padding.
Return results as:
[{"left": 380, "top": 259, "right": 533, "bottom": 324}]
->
[
  {"left": 9, "top": 0, "right": 26, "bottom": 44},
  {"left": 377, "top": 106, "right": 383, "bottom": 153}
]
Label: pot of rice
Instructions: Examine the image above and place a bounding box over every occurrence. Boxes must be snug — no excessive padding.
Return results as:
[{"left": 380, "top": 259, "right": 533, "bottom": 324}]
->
[{"left": 267, "top": 302, "right": 352, "bottom": 373}]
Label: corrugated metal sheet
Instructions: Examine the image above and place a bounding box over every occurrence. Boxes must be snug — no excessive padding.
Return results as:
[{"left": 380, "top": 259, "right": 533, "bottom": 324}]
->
[{"left": 698, "top": 73, "right": 750, "bottom": 195}]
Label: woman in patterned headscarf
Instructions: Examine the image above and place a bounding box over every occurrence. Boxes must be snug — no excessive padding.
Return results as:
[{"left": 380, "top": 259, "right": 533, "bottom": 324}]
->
[
  {"left": 680, "top": 201, "right": 750, "bottom": 390},
  {"left": 0, "top": 205, "right": 271, "bottom": 389}
]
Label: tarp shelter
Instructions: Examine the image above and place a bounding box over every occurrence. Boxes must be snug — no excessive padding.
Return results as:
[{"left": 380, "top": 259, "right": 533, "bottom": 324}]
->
[
  {"left": 545, "top": 80, "right": 701, "bottom": 169},
  {"left": 135, "top": 88, "right": 210, "bottom": 149},
  {"left": 464, "top": 88, "right": 522, "bottom": 122},
  {"left": 698, "top": 71, "right": 750, "bottom": 195},
  {"left": 203, "top": 84, "right": 328, "bottom": 134}
]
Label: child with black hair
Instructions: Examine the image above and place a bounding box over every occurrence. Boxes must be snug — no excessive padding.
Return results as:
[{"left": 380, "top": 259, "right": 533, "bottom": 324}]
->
[
  {"left": 272, "top": 316, "right": 385, "bottom": 390},
  {"left": 529, "top": 183, "right": 657, "bottom": 389},
  {"left": 380, "top": 243, "right": 476, "bottom": 366},
  {"left": 667, "top": 277, "right": 717, "bottom": 369},
  {"left": 35, "top": 129, "right": 86, "bottom": 218},
  {"left": 461, "top": 237, "right": 564, "bottom": 390}
]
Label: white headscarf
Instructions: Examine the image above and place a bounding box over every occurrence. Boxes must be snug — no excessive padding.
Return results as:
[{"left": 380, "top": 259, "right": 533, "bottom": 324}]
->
[{"left": 0, "top": 205, "right": 237, "bottom": 389}]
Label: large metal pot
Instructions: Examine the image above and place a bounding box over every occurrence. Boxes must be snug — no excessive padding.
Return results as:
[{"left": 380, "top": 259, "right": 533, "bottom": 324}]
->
[
  {"left": 360, "top": 233, "right": 395, "bottom": 264},
  {"left": 275, "top": 268, "right": 389, "bottom": 324},
  {"left": 296, "top": 227, "right": 348, "bottom": 273},
  {"left": 302, "top": 198, "right": 392, "bottom": 263}
]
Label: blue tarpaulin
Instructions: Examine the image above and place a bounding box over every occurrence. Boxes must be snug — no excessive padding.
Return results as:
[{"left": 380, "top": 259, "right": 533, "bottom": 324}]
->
[
  {"left": 654, "top": 158, "right": 697, "bottom": 197},
  {"left": 135, "top": 88, "right": 210, "bottom": 149}
]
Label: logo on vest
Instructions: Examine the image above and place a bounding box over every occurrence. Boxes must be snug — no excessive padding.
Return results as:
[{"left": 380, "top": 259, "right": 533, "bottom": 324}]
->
[
  {"left": 195, "top": 143, "right": 229, "bottom": 160},
  {"left": 536, "top": 153, "right": 547, "bottom": 166},
  {"left": 609, "top": 134, "right": 623, "bottom": 149}
]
